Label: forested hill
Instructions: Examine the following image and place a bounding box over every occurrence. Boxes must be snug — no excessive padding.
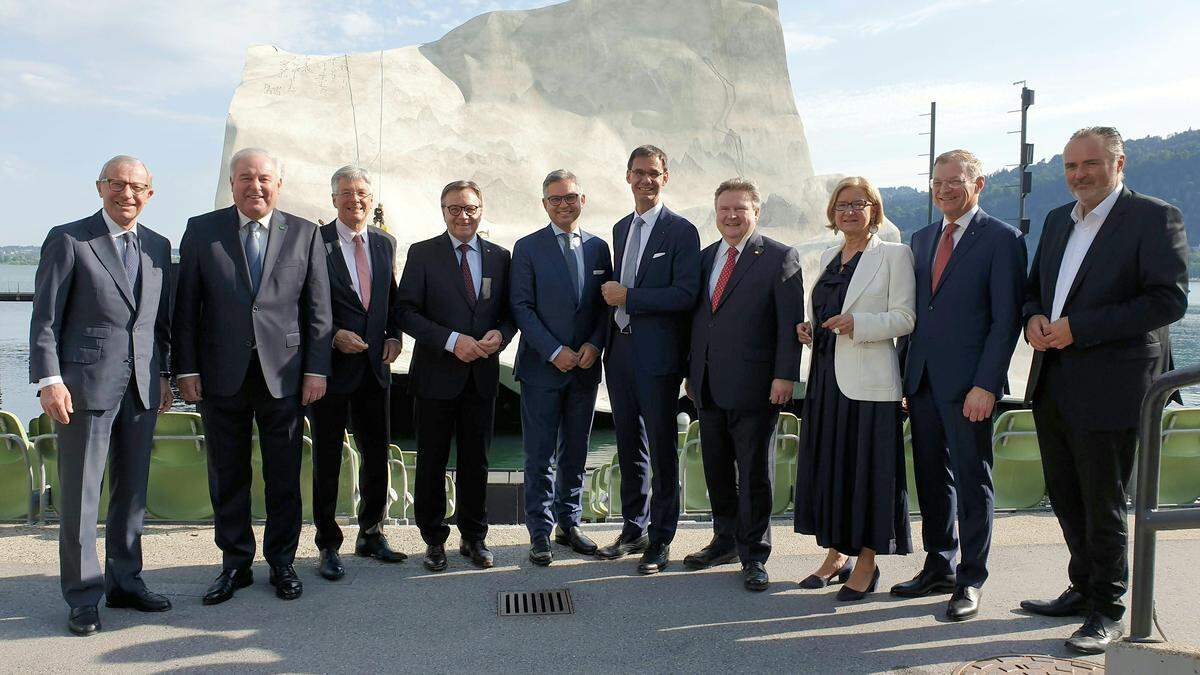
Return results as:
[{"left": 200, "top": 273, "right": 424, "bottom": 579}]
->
[{"left": 880, "top": 129, "right": 1200, "bottom": 249}]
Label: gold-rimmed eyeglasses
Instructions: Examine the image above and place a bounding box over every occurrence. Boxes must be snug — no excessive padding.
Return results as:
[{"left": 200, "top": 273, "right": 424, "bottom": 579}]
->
[{"left": 99, "top": 178, "right": 151, "bottom": 195}]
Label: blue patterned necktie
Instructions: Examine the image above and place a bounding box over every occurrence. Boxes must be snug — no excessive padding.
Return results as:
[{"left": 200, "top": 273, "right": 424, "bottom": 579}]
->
[
  {"left": 121, "top": 231, "right": 139, "bottom": 287},
  {"left": 245, "top": 221, "right": 263, "bottom": 294},
  {"left": 559, "top": 232, "right": 580, "bottom": 302},
  {"left": 615, "top": 215, "right": 645, "bottom": 330}
]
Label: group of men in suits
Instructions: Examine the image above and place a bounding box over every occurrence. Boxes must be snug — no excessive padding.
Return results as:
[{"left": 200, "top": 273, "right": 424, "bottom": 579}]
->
[{"left": 30, "top": 128, "right": 1188, "bottom": 653}]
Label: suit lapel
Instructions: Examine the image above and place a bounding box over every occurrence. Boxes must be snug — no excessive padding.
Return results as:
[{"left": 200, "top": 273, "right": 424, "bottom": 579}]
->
[
  {"left": 634, "top": 207, "right": 671, "bottom": 287},
  {"left": 219, "top": 207, "right": 254, "bottom": 300},
  {"left": 85, "top": 212, "right": 136, "bottom": 309},
  {"left": 1041, "top": 208, "right": 1075, "bottom": 313},
  {"left": 134, "top": 227, "right": 153, "bottom": 316},
  {"left": 440, "top": 233, "right": 475, "bottom": 308},
  {"left": 700, "top": 243, "right": 718, "bottom": 309},
  {"left": 324, "top": 224, "right": 356, "bottom": 300},
  {"left": 543, "top": 226, "right": 578, "bottom": 308},
  {"left": 842, "top": 237, "right": 884, "bottom": 311},
  {"left": 1062, "top": 188, "right": 1130, "bottom": 308},
  {"left": 919, "top": 223, "right": 939, "bottom": 279},
  {"left": 612, "top": 216, "right": 631, "bottom": 281},
  {"left": 368, "top": 229, "right": 390, "bottom": 313},
  {"left": 713, "top": 234, "right": 764, "bottom": 313},
  {"left": 931, "top": 210, "right": 990, "bottom": 299},
  {"left": 257, "top": 210, "right": 288, "bottom": 298}
]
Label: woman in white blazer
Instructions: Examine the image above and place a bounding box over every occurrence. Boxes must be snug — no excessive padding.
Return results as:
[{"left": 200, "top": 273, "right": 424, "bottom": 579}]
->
[{"left": 793, "top": 176, "right": 916, "bottom": 601}]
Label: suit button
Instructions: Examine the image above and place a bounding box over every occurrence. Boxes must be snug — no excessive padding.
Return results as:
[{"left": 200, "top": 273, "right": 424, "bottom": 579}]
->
[
  {"left": 252, "top": 305, "right": 260, "bottom": 312},
  {"left": 928, "top": 305, "right": 934, "bottom": 311},
  {"left": 245, "top": 339, "right": 255, "bottom": 348},
  {"left": 708, "top": 322, "right": 713, "bottom": 328},
  {"left": 124, "top": 357, "right": 133, "bottom": 364}
]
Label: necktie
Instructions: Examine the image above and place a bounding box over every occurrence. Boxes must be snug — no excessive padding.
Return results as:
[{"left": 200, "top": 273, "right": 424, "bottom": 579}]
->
[
  {"left": 121, "top": 231, "right": 139, "bottom": 288},
  {"left": 615, "top": 215, "right": 645, "bottom": 330},
  {"left": 559, "top": 232, "right": 580, "bottom": 302},
  {"left": 930, "top": 222, "right": 958, "bottom": 291},
  {"left": 710, "top": 246, "right": 739, "bottom": 311},
  {"left": 245, "top": 221, "right": 263, "bottom": 295},
  {"left": 459, "top": 243, "right": 477, "bottom": 304},
  {"left": 354, "top": 233, "right": 371, "bottom": 310}
]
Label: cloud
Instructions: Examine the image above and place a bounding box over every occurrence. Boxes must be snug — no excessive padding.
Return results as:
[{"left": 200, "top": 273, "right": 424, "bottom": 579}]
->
[
  {"left": 782, "top": 26, "right": 836, "bottom": 52},
  {"left": 862, "top": 0, "right": 993, "bottom": 35}
]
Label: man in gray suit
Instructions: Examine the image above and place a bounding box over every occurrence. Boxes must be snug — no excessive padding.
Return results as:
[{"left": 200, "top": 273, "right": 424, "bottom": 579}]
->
[
  {"left": 30, "top": 155, "right": 174, "bottom": 636},
  {"left": 173, "top": 148, "right": 332, "bottom": 604}
]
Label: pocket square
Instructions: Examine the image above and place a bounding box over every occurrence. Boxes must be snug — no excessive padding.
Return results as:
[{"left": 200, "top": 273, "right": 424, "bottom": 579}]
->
[
  {"left": 652, "top": 251, "right": 667, "bottom": 259},
  {"left": 592, "top": 269, "right": 605, "bottom": 275}
]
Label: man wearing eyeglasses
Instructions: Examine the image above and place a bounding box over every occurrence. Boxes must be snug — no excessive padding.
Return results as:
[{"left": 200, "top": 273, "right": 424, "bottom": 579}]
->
[
  {"left": 395, "top": 180, "right": 516, "bottom": 572},
  {"left": 596, "top": 145, "right": 702, "bottom": 573},
  {"left": 30, "top": 156, "right": 174, "bottom": 636},
  {"left": 892, "top": 149, "right": 1025, "bottom": 622},
  {"left": 309, "top": 165, "right": 406, "bottom": 582},
  {"left": 510, "top": 170, "right": 613, "bottom": 565}
]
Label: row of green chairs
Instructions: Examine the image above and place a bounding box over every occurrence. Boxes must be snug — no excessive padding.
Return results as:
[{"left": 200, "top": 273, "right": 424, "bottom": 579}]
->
[{"left": 385, "top": 445, "right": 456, "bottom": 523}]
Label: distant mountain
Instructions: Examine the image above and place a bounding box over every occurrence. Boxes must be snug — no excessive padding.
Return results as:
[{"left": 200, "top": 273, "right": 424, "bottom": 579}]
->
[
  {"left": 0, "top": 246, "right": 40, "bottom": 265},
  {"left": 881, "top": 129, "right": 1200, "bottom": 252}
]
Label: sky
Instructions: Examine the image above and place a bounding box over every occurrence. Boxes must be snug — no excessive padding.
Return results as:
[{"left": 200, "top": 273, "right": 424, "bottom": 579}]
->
[{"left": 1, "top": 0, "right": 1197, "bottom": 245}]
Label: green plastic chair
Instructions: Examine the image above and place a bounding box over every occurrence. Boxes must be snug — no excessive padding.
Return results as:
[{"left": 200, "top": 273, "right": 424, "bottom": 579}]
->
[
  {"left": 903, "top": 418, "right": 920, "bottom": 514},
  {"left": 991, "top": 410, "right": 1046, "bottom": 509},
  {"left": 31, "top": 413, "right": 111, "bottom": 521},
  {"left": 679, "top": 420, "right": 710, "bottom": 514},
  {"left": 772, "top": 413, "right": 800, "bottom": 515},
  {"left": 606, "top": 458, "right": 623, "bottom": 521},
  {"left": 582, "top": 462, "right": 611, "bottom": 522},
  {"left": 146, "top": 412, "right": 212, "bottom": 520},
  {"left": 386, "top": 447, "right": 455, "bottom": 521},
  {"left": 0, "top": 411, "right": 38, "bottom": 521},
  {"left": 1159, "top": 407, "right": 1200, "bottom": 505}
]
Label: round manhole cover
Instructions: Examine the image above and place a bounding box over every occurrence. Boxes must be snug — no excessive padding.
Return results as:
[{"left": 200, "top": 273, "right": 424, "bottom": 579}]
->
[{"left": 954, "top": 654, "right": 1103, "bottom": 674}]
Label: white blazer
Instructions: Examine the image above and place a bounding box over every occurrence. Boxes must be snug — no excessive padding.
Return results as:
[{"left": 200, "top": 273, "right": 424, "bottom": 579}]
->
[{"left": 806, "top": 236, "right": 916, "bottom": 402}]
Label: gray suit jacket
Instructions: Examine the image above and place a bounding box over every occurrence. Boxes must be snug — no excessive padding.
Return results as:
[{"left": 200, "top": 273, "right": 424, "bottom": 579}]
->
[
  {"left": 172, "top": 206, "right": 332, "bottom": 398},
  {"left": 29, "top": 210, "right": 172, "bottom": 411}
]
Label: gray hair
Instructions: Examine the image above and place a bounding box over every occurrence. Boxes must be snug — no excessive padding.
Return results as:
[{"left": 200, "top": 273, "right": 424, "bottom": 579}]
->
[
  {"left": 1069, "top": 126, "right": 1125, "bottom": 160},
  {"left": 934, "top": 149, "right": 983, "bottom": 180},
  {"left": 97, "top": 155, "right": 152, "bottom": 184},
  {"left": 330, "top": 165, "right": 372, "bottom": 194},
  {"left": 542, "top": 169, "right": 580, "bottom": 196},
  {"left": 714, "top": 177, "right": 761, "bottom": 209},
  {"left": 229, "top": 147, "right": 284, "bottom": 178}
]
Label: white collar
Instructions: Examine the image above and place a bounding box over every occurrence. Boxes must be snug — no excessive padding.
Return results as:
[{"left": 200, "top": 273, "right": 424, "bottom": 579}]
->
[
  {"left": 550, "top": 222, "right": 586, "bottom": 240},
  {"left": 1071, "top": 182, "right": 1123, "bottom": 225},
  {"left": 942, "top": 203, "right": 979, "bottom": 231},
  {"left": 336, "top": 219, "right": 369, "bottom": 243},
  {"left": 100, "top": 209, "right": 138, "bottom": 238},
  {"left": 237, "top": 209, "right": 274, "bottom": 229},
  {"left": 716, "top": 231, "right": 752, "bottom": 258},
  {"left": 632, "top": 201, "right": 664, "bottom": 228},
  {"left": 449, "top": 232, "right": 480, "bottom": 250}
]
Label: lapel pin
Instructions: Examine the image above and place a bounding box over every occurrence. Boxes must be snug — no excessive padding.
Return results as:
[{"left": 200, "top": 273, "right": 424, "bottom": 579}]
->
[{"left": 278, "top": 224, "right": 286, "bottom": 231}]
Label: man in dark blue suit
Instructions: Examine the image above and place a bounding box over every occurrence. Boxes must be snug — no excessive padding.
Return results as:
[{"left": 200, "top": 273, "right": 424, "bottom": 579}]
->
[
  {"left": 893, "top": 149, "right": 1025, "bottom": 621},
  {"left": 510, "top": 170, "right": 613, "bottom": 566},
  {"left": 596, "top": 145, "right": 701, "bottom": 574}
]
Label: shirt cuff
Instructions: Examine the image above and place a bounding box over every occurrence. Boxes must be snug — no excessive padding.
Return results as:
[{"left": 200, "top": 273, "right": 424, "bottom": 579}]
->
[
  {"left": 548, "top": 346, "right": 564, "bottom": 363},
  {"left": 36, "top": 376, "right": 63, "bottom": 390},
  {"left": 445, "top": 332, "right": 460, "bottom": 353},
  {"left": 176, "top": 373, "right": 199, "bottom": 380},
  {"left": 303, "top": 373, "right": 326, "bottom": 378}
]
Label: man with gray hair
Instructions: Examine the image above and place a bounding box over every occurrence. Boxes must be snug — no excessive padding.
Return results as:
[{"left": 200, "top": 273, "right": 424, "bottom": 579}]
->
[
  {"left": 30, "top": 155, "right": 174, "bottom": 635},
  {"left": 309, "top": 165, "right": 406, "bottom": 580},
  {"left": 1020, "top": 127, "right": 1188, "bottom": 654},
  {"left": 510, "top": 170, "right": 612, "bottom": 565},
  {"left": 174, "top": 147, "right": 332, "bottom": 605}
]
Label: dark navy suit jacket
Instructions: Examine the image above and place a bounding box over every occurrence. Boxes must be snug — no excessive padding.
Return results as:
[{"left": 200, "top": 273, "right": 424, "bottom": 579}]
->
[
  {"left": 604, "top": 205, "right": 701, "bottom": 378},
  {"left": 903, "top": 208, "right": 1026, "bottom": 401},
  {"left": 510, "top": 225, "right": 613, "bottom": 389}
]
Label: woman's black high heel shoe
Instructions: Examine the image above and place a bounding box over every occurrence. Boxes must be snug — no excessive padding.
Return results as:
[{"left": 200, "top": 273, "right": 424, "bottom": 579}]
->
[
  {"left": 835, "top": 566, "right": 880, "bottom": 601},
  {"left": 798, "top": 559, "right": 853, "bottom": 589}
]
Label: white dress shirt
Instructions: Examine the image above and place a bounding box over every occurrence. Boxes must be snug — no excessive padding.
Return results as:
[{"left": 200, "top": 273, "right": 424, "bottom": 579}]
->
[
  {"left": 445, "top": 233, "right": 483, "bottom": 353},
  {"left": 1051, "top": 183, "right": 1123, "bottom": 321},
  {"left": 620, "top": 200, "right": 664, "bottom": 280},
  {"left": 707, "top": 233, "right": 750, "bottom": 297},
  {"left": 939, "top": 203, "right": 979, "bottom": 249}
]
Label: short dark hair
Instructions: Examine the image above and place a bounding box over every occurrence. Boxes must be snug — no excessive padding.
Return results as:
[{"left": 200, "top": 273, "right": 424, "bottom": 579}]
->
[
  {"left": 440, "top": 180, "right": 482, "bottom": 205},
  {"left": 626, "top": 145, "right": 668, "bottom": 172}
]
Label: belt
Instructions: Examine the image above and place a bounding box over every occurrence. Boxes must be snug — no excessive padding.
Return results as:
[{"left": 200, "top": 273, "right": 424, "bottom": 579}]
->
[{"left": 617, "top": 325, "right": 632, "bottom": 335}]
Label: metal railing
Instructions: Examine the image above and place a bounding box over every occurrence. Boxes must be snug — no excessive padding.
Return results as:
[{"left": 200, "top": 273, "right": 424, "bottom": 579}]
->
[{"left": 1128, "top": 363, "right": 1200, "bottom": 642}]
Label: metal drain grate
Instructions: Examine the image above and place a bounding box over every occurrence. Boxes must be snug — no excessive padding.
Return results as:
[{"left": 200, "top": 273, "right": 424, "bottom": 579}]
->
[
  {"left": 954, "top": 655, "right": 1105, "bottom": 674},
  {"left": 498, "top": 589, "right": 574, "bottom": 617}
]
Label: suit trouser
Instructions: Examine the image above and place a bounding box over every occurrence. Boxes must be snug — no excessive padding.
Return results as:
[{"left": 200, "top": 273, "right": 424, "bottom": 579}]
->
[
  {"left": 413, "top": 375, "right": 494, "bottom": 546},
  {"left": 605, "top": 331, "right": 681, "bottom": 545},
  {"left": 1033, "top": 356, "right": 1137, "bottom": 621},
  {"left": 697, "top": 378, "right": 777, "bottom": 564},
  {"left": 200, "top": 355, "right": 304, "bottom": 569},
  {"left": 520, "top": 377, "right": 598, "bottom": 539},
  {"left": 908, "top": 381, "right": 995, "bottom": 588},
  {"left": 55, "top": 377, "right": 156, "bottom": 608},
  {"left": 310, "top": 376, "right": 390, "bottom": 551}
]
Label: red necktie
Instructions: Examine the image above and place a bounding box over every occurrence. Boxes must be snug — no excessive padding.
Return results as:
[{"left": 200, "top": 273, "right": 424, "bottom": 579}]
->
[
  {"left": 711, "top": 246, "right": 739, "bottom": 311},
  {"left": 353, "top": 234, "right": 371, "bottom": 310},
  {"left": 931, "top": 222, "right": 958, "bottom": 290},
  {"left": 459, "top": 243, "right": 477, "bottom": 304}
]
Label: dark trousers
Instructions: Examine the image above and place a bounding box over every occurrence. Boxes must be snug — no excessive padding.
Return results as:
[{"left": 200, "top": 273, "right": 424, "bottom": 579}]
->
[
  {"left": 200, "top": 355, "right": 303, "bottom": 569},
  {"left": 55, "top": 377, "right": 156, "bottom": 608},
  {"left": 413, "top": 376, "right": 494, "bottom": 545},
  {"left": 520, "top": 378, "right": 598, "bottom": 539},
  {"left": 697, "top": 377, "right": 777, "bottom": 564},
  {"left": 310, "top": 376, "right": 390, "bottom": 551},
  {"left": 604, "top": 331, "right": 681, "bottom": 545},
  {"left": 1033, "top": 356, "right": 1137, "bottom": 621},
  {"left": 908, "top": 381, "right": 995, "bottom": 588}
]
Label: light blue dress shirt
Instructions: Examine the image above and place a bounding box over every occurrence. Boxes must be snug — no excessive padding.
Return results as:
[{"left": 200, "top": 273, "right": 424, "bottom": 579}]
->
[{"left": 445, "top": 233, "right": 483, "bottom": 353}]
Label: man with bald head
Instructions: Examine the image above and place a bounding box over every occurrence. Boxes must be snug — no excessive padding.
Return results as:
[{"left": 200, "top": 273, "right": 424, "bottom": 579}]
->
[
  {"left": 31, "top": 155, "right": 175, "bottom": 635},
  {"left": 174, "top": 148, "right": 332, "bottom": 605}
]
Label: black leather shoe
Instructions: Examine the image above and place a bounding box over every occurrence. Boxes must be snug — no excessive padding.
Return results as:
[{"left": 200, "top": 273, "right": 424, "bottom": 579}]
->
[
  {"left": 889, "top": 568, "right": 957, "bottom": 597},
  {"left": 554, "top": 526, "right": 598, "bottom": 555},
  {"left": 529, "top": 536, "right": 553, "bottom": 566},
  {"left": 799, "top": 559, "right": 853, "bottom": 589},
  {"left": 1065, "top": 612, "right": 1124, "bottom": 655},
  {"left": 355, "top": 534, "right": 407, "bottom": 563},
  {"left": 683, "top": 539, "right": 739, "bottom": 570},
  {"left": 202, "top": 566, "right": 253, "bottom": 606},
  {"left": 743, "top": 561, "right": 769, "bottom": 591},
  {"left": 68, "top": 606, "right": 100, "bottom": 636},
  {"left": 836, "top": 566, "right": 880, "bottom": 602},
  {"left": 637, "top": 542, "right": 670, "bottom": 575},
  {"left": 424, "top": 544, "right": 448, "bottom": 572},
  {"left": 595, "top": 532, "right": 649, "bottom": 560},
  {"left": 459, "top": 539, "right": 495, "bottom": 569},
  {"left": 1020, "top": 586, "right": 1091, "bottom": 617},
  {"left": 105, "top": 588, "right": 172, "bottom": 612},
  {"left": 268, "top": 564, "right": 303, "bottom": 600},
  {"left": 318, "top": 549, "right": 345, "bottom": 581},
  {"left": 946, "top": 585, "right": 981, "bottom": 621}
]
